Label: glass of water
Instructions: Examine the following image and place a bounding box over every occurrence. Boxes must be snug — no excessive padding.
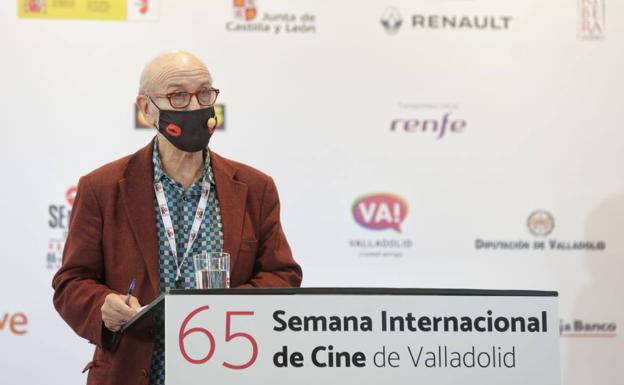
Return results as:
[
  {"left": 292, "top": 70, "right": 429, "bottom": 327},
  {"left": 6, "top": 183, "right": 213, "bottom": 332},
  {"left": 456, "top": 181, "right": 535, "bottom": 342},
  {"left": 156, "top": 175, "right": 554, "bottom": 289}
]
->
[{"left": 193, "top": 252, "right": 230, "bottom": 289}]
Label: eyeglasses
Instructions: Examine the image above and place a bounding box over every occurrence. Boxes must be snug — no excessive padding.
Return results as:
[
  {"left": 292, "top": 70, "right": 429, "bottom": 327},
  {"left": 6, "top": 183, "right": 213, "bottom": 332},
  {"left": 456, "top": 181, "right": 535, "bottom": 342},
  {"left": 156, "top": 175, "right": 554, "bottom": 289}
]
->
[{"left": 146, "top": 87, "right": 220, "bottom": 109}]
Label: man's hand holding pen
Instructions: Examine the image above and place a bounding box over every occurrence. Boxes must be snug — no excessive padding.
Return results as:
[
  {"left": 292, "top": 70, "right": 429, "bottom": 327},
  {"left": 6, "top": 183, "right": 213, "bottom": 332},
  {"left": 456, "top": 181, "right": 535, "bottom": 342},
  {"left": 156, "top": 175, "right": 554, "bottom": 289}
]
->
[{"left": 101, "top": 279, "right": 141, "bottom": 332}]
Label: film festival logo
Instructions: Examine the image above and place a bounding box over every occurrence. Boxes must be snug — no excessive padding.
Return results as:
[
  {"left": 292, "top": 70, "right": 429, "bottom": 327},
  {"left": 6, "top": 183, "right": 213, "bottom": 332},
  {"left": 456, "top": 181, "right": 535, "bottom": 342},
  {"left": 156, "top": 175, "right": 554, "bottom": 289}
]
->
[
  {"left": 46, "top": 185, "right": 77, "bottom": 270},
  {"left": 579, "top": 0, "right": 605, "bottom": 40},
  {"left": 135, "top": 104, "right": 227, "bottom": 131},
  {"left": 349, "top": 193, "right": 414, "bottom": 258},
  {"left": 226, "top": 0, "right": 317, "bottom": 35},
  {"left": 380, "top": 6, "right": 513, "bottom": 34},
  {"left": 390, "top": 102, "right": 466, "bottom": 140},
  {"left": 475, "top": 210, "right": 607, "bottom": 252}
]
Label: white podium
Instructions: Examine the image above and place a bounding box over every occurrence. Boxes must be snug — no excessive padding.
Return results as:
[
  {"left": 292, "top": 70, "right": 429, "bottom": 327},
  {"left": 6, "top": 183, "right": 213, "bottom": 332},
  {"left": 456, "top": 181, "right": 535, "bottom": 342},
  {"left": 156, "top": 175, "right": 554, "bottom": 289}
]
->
[{"left": 129, "top": 288, "right": 560, "bottom": 385}]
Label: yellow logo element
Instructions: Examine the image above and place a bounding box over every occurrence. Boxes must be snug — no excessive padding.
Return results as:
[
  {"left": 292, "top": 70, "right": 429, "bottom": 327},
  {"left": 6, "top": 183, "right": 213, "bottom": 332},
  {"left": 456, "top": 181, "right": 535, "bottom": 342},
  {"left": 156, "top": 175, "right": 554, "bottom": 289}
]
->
[{"left": 18, "top": 0, "right": 158, "bottom": 21}]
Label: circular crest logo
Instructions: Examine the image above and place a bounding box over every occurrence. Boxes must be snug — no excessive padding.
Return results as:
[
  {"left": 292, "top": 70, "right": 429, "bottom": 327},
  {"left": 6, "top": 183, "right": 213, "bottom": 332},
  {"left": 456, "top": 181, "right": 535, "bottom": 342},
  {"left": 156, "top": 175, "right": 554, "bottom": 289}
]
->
[{"left": 527, "top": 210, "right": 555, "bottom": 237}]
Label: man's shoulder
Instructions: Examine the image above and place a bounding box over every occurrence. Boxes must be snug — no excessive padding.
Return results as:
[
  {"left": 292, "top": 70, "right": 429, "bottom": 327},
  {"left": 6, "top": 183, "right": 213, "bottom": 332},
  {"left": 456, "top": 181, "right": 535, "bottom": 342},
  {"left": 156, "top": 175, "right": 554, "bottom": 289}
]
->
[
  {"left": 212, "top": 152, "right": 273, "bottom": 185},
  {"left": 87, "top": 155, "right": 132, "bottom": 179},
  {"left": 78, "top": 155, "right": 131, "bottom": 195},
  {"left": 81, "top": 143, "right": 152, "bottom": 190}
]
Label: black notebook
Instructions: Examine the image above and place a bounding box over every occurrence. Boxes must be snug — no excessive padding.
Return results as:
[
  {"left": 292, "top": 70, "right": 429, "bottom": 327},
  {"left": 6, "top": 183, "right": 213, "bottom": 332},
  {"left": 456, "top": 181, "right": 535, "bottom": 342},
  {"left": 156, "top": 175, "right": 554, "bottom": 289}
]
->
[{"left": 120, "top": 293, "right": 165, "bottom": 334}]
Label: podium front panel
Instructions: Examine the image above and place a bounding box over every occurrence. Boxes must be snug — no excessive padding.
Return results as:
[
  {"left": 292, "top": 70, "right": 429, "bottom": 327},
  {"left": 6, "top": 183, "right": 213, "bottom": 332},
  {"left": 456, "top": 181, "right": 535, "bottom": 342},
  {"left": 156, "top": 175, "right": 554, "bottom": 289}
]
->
[{"left": 164, "top": 288, "right": 560, "bottom": 385}]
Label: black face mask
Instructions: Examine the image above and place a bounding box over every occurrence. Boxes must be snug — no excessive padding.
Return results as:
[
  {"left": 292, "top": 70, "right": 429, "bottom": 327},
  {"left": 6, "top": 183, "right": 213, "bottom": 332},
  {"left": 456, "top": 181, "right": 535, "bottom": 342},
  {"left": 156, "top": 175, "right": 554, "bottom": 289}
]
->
[{"left": 151, "top": 100, "right": 216, "bottom": 152}]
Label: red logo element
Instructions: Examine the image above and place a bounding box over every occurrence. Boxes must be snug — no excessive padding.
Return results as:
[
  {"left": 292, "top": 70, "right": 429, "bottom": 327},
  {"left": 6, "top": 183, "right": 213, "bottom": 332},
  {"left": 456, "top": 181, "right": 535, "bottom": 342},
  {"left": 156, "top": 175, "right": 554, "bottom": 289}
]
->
[
  {"left": 66, "top": 186, "right": 77, "bottom": 207},
  {"left": 25, "top": 0, "right": 46, "bottom": 13},
  {"left": 138, "top": 0, "right": 149, "bottom": 14},
  {"left": 352, "top": 193, "right": 409, "bottom": 233},
  {"left": 179, "top": 306, "right": 258, "bottom": 368},
  {"left": 166, "top": 123, "right": 182, "bottom": 137},
  {"left": 233, "top": 0, "right": 257, "bottom": 21}
]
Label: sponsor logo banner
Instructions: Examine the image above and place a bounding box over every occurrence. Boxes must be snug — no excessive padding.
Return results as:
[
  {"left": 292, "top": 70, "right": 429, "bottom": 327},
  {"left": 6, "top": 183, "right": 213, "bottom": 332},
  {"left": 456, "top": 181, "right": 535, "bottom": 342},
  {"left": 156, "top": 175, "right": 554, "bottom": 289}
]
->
[
  {"left": 226, "top": 0, "right": 317, "bottom": 35},
  {"left": 391, "top": 102, "right": 466, "bottom": 140},
  {"left": 475, "top": 210, "right": 607, "bottom": 252},
  {"left": 18, "top": 0, "right": 159, "bottom": 21},
  {"left": 381, "top": 6, "right": 512, "bottom": 35}
]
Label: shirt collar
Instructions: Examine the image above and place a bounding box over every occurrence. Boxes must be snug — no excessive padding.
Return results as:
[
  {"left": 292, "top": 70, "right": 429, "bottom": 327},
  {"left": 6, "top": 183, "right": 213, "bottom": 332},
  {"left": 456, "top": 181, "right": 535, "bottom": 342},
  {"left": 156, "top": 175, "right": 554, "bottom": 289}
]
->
[{"left": 152, "top": 138, "right": 216, "bottom": 186}]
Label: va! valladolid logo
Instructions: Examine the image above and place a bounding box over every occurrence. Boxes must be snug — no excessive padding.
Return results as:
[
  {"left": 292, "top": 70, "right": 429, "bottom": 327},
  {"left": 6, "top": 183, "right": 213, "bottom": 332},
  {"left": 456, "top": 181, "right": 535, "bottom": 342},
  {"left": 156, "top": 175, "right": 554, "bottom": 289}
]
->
[
  {"left": 475, "top": 210, "right": 607, "bottom": 251},
  {"left": 46, "top": 185, "right": 76, "bottom": 270},
  {"left": 381, "top": 6, "right": 512, "bottom": 35},
  {"left": 349, "top": 193, "right": 413, "bottom": 258},
  {"left": 226, "top": 0, "right": 317, "bottom": 35}
]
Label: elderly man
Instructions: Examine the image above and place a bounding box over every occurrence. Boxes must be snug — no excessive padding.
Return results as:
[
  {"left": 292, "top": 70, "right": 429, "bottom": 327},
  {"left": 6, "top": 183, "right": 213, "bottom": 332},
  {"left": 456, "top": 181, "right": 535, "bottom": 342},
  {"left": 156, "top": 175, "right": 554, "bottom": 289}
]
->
[{"left": 52, "top": 50, "right": 302, "bottom": 385}]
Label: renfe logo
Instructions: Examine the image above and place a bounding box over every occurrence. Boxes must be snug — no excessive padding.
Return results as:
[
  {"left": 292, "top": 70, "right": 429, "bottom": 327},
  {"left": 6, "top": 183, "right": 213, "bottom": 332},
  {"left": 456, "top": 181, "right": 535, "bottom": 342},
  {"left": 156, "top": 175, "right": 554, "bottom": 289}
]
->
[
  {"left": 352, "top": 194, "right": 408, "bottom": 233},
  {"left": 390, "top": 112, "right": 466, "bottom": 139}
]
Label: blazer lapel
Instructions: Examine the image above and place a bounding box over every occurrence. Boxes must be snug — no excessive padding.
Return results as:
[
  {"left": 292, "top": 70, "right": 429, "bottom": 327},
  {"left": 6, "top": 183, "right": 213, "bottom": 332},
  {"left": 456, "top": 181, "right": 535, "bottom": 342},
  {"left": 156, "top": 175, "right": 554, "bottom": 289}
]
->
[
  {"left": 119, "top": 141, "right": 160, "bottom": 297},
  {"left": 211, "top": 151, "right": 247, "bottom": 273}
]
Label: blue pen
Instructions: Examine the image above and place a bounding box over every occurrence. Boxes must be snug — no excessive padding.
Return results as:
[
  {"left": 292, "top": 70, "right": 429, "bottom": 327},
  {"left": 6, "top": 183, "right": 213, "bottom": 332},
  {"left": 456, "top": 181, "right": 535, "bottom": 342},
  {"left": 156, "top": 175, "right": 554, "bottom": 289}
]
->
[{"left": 125, "top": 278, "right": 137, "bottom": 306}]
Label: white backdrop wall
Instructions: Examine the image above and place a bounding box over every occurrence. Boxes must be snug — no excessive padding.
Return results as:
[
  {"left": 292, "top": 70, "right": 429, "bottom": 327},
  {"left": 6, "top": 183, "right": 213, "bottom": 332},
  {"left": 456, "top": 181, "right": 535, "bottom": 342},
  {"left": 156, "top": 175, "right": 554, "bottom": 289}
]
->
[{"left": 1, "top": 0, "right": 623, "bottom": 384}]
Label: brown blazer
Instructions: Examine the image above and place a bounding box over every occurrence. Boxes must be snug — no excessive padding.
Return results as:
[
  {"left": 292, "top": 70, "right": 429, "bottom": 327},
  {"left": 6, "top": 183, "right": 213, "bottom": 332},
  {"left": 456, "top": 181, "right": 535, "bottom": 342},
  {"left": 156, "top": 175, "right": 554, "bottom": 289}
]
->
[{"left": 52, "top": 140, "right": 302, "bottom": 385}]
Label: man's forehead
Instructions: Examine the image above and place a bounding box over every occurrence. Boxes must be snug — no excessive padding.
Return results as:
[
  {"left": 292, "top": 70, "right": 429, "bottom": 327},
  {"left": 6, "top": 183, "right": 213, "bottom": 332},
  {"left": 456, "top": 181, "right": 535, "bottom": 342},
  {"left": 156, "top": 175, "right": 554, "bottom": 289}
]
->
[
  {"left": 139, "top": 51, "right": 213, "bottom": 93},
  {"left": 155, "top": 69, "right": 212, "bottom": 90},
  {"left": 162, "top": 78, "right": 212, "bottom": 90}
]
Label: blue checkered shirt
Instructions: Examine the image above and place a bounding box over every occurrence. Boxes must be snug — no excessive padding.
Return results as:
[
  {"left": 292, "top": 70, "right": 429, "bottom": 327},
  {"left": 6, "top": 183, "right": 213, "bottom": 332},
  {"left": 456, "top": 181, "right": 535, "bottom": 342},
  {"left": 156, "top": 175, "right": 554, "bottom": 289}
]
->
[{"left": 149, "top": 139, "right": 224, "bottom": 384}]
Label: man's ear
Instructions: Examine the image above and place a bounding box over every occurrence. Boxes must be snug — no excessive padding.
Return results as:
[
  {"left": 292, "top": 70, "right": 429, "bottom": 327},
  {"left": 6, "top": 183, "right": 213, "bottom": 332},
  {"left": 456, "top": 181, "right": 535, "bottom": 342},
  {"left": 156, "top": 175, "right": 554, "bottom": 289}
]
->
[{"left": 136, "top": 95, "right": 157, "bottom": 127}]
